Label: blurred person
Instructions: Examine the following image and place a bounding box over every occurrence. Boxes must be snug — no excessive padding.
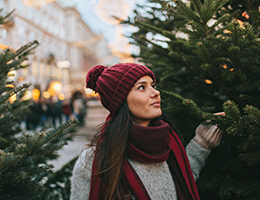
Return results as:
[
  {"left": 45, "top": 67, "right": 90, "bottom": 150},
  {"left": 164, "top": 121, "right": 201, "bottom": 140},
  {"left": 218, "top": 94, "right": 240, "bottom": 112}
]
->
[
  {"left": 25, "top": 99, "right": 43, "bottom": 130},
  {"left": 46, "top": 96, "right": 62, "bottom": 128},
  {"left": 39, "top": 97, "right": 48, "bottom": 127},
  {"left": 72, "top": 91, "right": 87, "bottom": 124},
  {"left": 62, "top": 98, "right": 72, "bottom": 121},
  {"left": 70, "top": 63, "right": 223, "bottom": 200}
]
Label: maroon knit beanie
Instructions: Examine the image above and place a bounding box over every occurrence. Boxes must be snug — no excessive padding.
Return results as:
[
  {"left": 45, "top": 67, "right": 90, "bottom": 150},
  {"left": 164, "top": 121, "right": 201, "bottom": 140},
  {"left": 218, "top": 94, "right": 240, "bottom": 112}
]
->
[{"left": 86, "top": 63, "right": 156, "bottom": 117}]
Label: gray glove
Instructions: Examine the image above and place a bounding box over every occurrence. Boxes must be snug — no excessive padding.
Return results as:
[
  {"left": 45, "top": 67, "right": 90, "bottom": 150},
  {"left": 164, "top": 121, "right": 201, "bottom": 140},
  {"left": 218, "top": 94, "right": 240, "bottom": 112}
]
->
[{"left": 193, "top": 124, "right": 223, "bottom": 150}]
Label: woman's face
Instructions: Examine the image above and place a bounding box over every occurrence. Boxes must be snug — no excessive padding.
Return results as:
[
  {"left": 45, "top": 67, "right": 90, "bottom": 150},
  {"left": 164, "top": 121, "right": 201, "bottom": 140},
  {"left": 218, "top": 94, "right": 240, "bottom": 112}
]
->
[{"left": 127, "top": 76, "right": 162, "bottom": 127}]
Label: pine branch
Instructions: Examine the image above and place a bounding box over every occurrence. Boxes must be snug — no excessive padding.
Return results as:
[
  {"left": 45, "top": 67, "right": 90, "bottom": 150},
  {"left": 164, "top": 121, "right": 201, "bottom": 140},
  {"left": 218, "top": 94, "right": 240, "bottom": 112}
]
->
[
  {"left": 175, "top": 0, "right": 201, "bottom": 23},
  {"left": 192, "top": 0, "right": 203, "bottom": 16},
  {"left": 0, "top": 9, "right": 15, "bottom": 25},
  {"left": 0, "top": 83, "right": 29, "bottom": 105},
  {"left": 239, "top": 152, "right": 260, "bottom": 166},
  {"left": 0, "top": 48, "right": 11, "bottom": 67},
  {"left": 30, "top": 120, "right": 78, "bottom": 152},
  {"left": 135, "top": 20, "right": 176, "bottom": 40},
  {"left": 223, "top": 100, "right": 241, "bottom": 122},
  {"left": 0, "top": 119, "right": 78, "bottom": 174},
  {"left": 14, "top": 40, "right": 39, "bottom": 59},
  {"left": 211, "top": 13, "right": 232, "bottom": 34}
]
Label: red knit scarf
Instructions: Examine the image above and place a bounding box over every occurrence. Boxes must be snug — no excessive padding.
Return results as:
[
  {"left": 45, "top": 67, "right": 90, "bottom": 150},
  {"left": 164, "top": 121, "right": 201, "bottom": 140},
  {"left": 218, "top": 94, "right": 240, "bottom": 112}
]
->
[{"left": 89, "top": 120, "right": 200, "bottom": 200}]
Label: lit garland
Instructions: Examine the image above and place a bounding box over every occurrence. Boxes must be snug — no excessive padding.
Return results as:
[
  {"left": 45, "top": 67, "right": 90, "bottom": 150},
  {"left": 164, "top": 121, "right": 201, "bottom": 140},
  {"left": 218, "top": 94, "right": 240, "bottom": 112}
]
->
[
  {"left": 22, "top": 0, "right": 55, "bottom": 7},
  {"left": 0, "top": 43, "right": 10, "bottom": 50},
  {"left": 108, "top": 25, "right": 134, "bottom": 63},
  {"left": 95, "top": 0, "right": 135, "bottom": 25},
  {"left": 94, "top": 0, "right": 135, "bottom": 62}
]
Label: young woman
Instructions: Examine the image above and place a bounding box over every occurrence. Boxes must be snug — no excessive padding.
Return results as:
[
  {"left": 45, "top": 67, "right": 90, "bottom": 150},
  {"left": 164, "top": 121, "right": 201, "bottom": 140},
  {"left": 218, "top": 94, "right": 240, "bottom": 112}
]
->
[{"left": 70, "top": 63, "right": 222, "bottom": 200}]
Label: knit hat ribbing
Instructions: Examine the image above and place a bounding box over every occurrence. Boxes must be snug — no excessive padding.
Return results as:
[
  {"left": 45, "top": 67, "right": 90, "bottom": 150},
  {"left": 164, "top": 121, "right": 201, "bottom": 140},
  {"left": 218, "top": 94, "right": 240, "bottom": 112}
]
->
[{"left": 86, "top": 63, "right": 155, "bottom": 117}]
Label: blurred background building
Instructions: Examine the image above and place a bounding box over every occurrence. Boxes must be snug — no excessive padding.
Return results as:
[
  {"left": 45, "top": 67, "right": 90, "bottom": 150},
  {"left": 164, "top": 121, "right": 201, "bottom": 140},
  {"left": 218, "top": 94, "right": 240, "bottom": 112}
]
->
[{"left": 0, "top": 0, "right": 122, "bottom": 101}]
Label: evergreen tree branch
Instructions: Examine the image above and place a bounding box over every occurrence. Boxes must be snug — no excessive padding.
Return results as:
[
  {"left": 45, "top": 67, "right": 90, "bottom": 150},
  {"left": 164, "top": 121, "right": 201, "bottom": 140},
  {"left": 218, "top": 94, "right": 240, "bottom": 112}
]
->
[
  {"left": 175, "top": 0, "right": 200, "bottom": 22},
  {"left": 0, "top": 83, "right": 29, "bottom": 105},
  {"left": 0, "top": 9, "right": 15, "bottom": 25},
  {"left": 135, "top": 20, "right": 176, "bottom": 40}
]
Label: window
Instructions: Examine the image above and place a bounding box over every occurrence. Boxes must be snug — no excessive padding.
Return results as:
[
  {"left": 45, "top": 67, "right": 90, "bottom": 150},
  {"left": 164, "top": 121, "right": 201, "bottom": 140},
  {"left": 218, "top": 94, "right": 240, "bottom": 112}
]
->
[
  {"left": 28, "top": 7, "right": 34, "bottom": 19},
  {"left": 0, "top": 0, "right": 6, "bottom": 11},
  {"left": 18, "top": 27, "right": 25, "bottom": 44},
  {"left": 0, "top": 28, "right": 7, "bottom": 41},
  {"left": 29, "top": 31, "right": 36, "bottom": 41}
]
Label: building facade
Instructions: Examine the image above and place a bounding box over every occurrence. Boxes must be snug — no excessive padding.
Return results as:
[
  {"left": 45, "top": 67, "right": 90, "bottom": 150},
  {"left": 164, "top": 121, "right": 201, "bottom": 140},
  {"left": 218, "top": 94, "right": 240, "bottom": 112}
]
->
[{"left": 0, "top": 0, "right": 118, "bottom": 100}]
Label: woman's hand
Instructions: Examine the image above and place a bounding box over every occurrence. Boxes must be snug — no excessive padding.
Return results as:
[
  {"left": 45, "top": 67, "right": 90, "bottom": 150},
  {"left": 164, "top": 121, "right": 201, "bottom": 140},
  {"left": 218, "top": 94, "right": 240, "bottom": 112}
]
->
[{"left": 193, "top": 112, "right": 224, "bottom": 150}]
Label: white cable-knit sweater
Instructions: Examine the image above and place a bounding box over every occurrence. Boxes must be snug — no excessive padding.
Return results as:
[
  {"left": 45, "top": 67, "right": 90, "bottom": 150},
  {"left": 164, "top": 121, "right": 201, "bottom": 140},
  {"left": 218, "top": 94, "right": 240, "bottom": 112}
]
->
[{"left": 70, "top": 139, "right": 210, "bottom": 200}]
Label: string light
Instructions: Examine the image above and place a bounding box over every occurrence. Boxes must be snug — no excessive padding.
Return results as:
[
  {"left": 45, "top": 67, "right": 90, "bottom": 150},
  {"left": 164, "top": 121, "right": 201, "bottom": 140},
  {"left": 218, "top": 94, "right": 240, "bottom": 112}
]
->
[
  {"left": 72, "top": 34, "right": 104, "bottom": 47},
  {"left": 222, "top": 64, "right": 228, "bottom": 69},
  {"left": 5, "top": 84, "right": 15, "bottom": 88},
  {"left": 242, "top": 11, "right": 249, "bottom": 19},
  {"left": 205, "top": 79, "right": 213, "bottom": 84}
]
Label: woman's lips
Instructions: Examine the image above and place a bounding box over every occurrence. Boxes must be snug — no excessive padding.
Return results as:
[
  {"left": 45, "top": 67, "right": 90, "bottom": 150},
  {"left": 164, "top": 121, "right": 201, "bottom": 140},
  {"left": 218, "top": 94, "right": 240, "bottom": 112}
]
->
[{"left": 150, "top": 101, "right": 161, "bottom": 107}]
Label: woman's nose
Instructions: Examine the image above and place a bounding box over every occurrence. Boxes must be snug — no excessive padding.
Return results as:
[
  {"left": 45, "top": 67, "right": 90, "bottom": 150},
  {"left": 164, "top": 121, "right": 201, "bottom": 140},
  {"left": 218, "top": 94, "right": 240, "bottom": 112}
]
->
[{"left": 151, "top": 87, "right": 160, "bottom": 97}]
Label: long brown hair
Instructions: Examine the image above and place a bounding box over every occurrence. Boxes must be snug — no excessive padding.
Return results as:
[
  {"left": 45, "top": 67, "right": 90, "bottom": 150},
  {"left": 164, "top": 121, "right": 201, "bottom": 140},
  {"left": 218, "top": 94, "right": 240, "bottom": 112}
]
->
[{"left": 89, "top": 101, "right": 132, "bottom": 200}]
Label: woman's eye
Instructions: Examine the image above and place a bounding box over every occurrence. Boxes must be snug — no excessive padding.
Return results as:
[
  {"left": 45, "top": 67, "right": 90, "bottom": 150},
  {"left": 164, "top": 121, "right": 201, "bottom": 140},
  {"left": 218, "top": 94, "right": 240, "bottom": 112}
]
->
[{"left": 138, "top": 85, "right": 145, "bottom": 90}]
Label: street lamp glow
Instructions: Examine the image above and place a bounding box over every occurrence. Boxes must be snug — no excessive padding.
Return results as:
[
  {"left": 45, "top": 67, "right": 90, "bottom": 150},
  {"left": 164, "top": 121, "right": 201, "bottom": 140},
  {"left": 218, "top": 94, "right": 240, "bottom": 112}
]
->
[
  {"left": 57, "top": 60, "right": 71, "bottom": 68},
  {"left": 85, "top": 88, "right": 93, "bottom": 94}
]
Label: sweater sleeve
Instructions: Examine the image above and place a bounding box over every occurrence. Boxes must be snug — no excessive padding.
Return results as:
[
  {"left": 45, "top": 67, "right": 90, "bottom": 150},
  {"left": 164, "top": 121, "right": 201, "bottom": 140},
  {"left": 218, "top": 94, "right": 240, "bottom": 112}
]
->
[
  {"left": 185, "top": 139, "right": 211, "bottom": 181},
  {"left": 70, "top": 147, "right": 94, "bottom": 200}
]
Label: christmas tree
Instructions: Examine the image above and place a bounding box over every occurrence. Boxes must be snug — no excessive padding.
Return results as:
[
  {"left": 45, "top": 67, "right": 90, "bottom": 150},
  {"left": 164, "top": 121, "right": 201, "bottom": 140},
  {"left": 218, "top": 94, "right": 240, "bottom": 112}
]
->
[
  {"left": 0, "top": 10, "right": 78, "bottom": 200},
  {"left": 125, "top": 0, "right": 260, "bottom": 112},
  {"left": 124, "top": 0, "right": 260, "bottom": 199}
]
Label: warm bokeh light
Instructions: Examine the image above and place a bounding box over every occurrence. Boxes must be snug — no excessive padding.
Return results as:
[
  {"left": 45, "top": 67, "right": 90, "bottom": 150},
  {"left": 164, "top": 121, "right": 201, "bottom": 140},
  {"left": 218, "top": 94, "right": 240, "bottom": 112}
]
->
[
  {"left": 9, "top": 94, "right": 16, "bottom": 103},
  {"left": 7, "top": 70, "right": 16, "bottom": 80},
  {"left": 84, "top": 87, "right": 99, "bottom": 99},
  {"left": 22, "top": 90, "right": 32, "bottom": 101},
  {"left": 18, "top": 76, "right": 26, "bottom": 82},
  {"left": 52, "top": 82, "right": 62, "bottom": 91},
  {"left": 205, "top": 79, "right": 213, "bottom": 84},
  {"left": 85, "top": 88, "right": 93, "bottom": 94},
  {"left": 242, "top": 12, "right": 249, "bottom": 19},
  {"left": 222, "top": 64, "right": 228, "bottom": 69},
  {"left": 42, "top": 91, "right": 51, "bottom": 99},
  {"left": 5, "top": 84, "right": 15, "bottom": 88},
  {"left": 32, "top": 88, "right": 40, "bottom": 102},
  {"left": 48, "top": 81, "right": 62, "bottom": 96},
  {"left": 22, "top": 0, "right": 55, "bottom": 7},
  {"left": 0, "top": 43, "right": 10, "bottom": 50},
  {"left": 58, "top": 93, "right": 65, "bottom": 101},
  {"left": 236, "top": 19, "right": 244, "bottom": 27}
]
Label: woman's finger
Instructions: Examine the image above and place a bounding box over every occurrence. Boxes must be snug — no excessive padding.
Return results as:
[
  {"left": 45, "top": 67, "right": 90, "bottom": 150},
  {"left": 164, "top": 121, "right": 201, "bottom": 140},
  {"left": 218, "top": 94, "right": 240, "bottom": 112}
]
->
[{"left": 214, "top": 112, "right": 225, "bottom": 116}]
